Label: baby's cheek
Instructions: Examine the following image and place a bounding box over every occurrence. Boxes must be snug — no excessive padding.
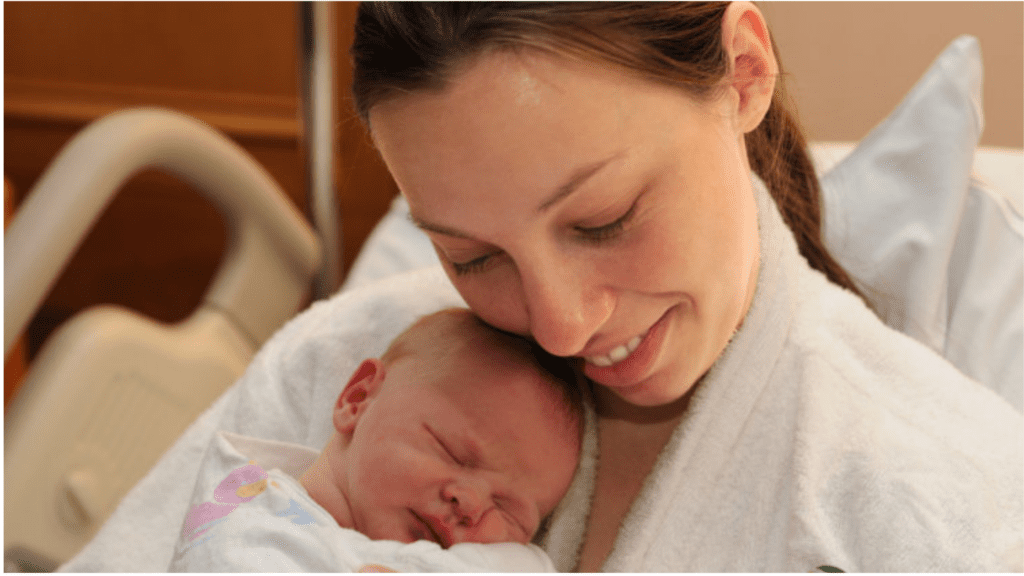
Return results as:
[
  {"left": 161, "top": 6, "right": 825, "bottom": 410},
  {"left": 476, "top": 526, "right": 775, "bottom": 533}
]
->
[{"left": 474, "top": 511, "right": 515, "bottom": 544}]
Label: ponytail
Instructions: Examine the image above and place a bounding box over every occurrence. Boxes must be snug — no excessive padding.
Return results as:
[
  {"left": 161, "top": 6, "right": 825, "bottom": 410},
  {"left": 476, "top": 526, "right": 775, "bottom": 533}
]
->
[{"left": 746, "top": 69, "right": 866, "bottom": 300}]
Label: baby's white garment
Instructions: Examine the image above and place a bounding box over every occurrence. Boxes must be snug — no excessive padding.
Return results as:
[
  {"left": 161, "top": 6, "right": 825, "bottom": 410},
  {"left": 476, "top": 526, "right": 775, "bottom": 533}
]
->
[
  {"left": 538, "top": 175, "right": 1023, "bottom": 572},
  {"left": 168, "top": 431, "right": 555, "bottom": 572}
]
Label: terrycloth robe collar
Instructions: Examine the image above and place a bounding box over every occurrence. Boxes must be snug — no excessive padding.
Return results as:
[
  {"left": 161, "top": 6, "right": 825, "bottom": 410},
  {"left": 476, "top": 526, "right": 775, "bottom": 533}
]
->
[{"left": 539, "top": 175, "right": 802, "bottom": 571}]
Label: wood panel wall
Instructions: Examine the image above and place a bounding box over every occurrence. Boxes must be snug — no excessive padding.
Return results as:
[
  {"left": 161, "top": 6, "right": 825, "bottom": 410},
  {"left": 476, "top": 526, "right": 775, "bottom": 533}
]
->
[{"left": 4, "top": 2, "right": 399, "bottom": 402}]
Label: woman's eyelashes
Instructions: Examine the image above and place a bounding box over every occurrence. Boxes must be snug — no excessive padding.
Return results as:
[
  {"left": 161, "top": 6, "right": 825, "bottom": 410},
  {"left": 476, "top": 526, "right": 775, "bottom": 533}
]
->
[
  {"left": 448, "top": 199, "right": 640, "bottom": 275},
  {"left": 574, "top": 200, "right": 638, "bottom": 243},
  {"left": 451, "top": 253, "right": 495, "bottom": 276}
]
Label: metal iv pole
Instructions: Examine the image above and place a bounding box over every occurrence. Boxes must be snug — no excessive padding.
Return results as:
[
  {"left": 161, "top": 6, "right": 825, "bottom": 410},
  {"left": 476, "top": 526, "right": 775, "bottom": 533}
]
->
[{"left": 298, "top": 1, "right": 340, "bottom": 299}]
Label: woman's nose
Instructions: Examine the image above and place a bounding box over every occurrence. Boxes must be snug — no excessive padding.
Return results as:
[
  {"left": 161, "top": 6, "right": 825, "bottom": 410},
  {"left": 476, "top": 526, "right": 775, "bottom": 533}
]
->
[{"left": 518, "top": 253, "right": 614, "bottom": 357}]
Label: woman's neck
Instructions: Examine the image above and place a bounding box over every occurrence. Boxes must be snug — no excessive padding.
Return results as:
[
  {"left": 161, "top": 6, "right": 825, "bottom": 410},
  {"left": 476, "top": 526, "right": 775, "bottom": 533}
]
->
[{"left": 577, "top": 385, "right": 691, "bottom": 571}]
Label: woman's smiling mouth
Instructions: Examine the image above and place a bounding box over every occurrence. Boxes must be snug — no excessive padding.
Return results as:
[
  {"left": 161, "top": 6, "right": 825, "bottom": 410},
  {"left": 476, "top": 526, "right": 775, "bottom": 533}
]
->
[
  {"left": 582, "top": 305, "right": 677, "bottom": 390},
  {"left": 585, "top": 331, "right": 648, "bottom": 367}
]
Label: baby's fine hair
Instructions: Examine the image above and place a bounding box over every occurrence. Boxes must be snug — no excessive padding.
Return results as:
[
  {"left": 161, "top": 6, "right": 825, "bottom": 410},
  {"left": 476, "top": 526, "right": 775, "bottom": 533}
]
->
[{"left": 381, "top": 308, "right": 586, "bottom": 438}]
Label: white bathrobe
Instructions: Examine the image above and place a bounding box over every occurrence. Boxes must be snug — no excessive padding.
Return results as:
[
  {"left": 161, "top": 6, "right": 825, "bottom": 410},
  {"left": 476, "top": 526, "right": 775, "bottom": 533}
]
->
[{"left": 539, "top": 179, "right": 1023, "bottom": 572}]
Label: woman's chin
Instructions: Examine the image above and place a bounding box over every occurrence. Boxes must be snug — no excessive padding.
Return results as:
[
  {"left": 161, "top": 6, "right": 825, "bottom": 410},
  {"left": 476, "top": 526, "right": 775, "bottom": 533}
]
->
[{"left": 592, "top": 369, "right": 699, "bottom": 422}]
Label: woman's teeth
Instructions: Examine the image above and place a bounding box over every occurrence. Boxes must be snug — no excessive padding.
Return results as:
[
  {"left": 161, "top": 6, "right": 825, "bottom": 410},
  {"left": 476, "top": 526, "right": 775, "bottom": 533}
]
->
[{"left": 587, "top": 333, "right": 645, "bottom": 367}]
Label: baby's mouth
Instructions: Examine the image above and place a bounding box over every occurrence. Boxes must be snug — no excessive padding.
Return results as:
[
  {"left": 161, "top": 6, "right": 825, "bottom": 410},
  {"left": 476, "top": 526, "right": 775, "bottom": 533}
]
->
[{"left": 412, "top": 510, "right": 450, "bottom": 548}]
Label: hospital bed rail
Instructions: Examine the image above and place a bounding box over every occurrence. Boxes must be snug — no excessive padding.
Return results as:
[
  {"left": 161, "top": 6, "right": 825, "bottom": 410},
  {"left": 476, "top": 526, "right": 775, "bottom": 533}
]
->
[{"left": 4, "top": 107, "right": 321, "bottom": 570}]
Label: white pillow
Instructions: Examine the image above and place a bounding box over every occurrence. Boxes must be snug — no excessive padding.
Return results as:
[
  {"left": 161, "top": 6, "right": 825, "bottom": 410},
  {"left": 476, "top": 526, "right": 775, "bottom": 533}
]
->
[{"left": 820, "top": 35, "right": 1021, "bottom": 410}]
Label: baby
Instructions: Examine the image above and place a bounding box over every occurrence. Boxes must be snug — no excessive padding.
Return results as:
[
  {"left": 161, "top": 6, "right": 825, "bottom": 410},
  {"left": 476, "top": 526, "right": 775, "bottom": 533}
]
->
[{"left": 169, "top": 308, "right": 584, "bottom": 572}]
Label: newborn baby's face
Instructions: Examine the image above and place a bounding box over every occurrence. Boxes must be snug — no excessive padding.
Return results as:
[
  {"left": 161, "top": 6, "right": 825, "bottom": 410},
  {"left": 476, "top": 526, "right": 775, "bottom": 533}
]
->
[{"left": 339, "top": 349, "right": 579, "bottom": 547}]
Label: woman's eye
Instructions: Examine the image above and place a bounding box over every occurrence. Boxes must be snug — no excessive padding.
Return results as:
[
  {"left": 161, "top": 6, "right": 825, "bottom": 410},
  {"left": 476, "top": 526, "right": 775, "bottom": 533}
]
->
[
  {"left": 574, "top": 201, "right": 637, "bottom": 242},
  {"left": 450, "top": 254, "right": 492, "bottom": 276}
]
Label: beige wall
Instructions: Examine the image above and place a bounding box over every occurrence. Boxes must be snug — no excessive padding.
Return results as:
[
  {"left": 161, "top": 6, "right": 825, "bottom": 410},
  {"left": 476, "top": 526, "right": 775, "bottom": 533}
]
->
[{"left": 760, "top": 2, "right": 1023, "bottom": 148}]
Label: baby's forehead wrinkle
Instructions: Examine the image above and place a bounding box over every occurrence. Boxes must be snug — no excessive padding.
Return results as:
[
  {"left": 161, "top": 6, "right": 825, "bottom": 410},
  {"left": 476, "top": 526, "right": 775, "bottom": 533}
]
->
[{"left": 463, "top": 410, "right": 523, "bottom": 474}]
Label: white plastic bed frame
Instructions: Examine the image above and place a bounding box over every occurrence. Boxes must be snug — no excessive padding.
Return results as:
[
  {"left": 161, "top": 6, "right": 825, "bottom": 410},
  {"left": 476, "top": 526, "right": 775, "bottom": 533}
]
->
[
  {"left": 5, "top": 4, "right": 339, "bottom": 569},
  {"left": 4, "top": 108, "right": 322, "bottom": 571}
]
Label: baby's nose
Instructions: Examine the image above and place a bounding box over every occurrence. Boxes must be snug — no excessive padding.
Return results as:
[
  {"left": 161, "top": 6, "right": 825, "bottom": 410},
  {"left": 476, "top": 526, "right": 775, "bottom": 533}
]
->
[
  {"left": 444, "top": 505, "right": 512, "bottom": 545},
  {"left": 442, "top": 480, "right": 486, "bottom": 523},
  {"left": 441, "top": 477, "right": 507, "bottom": 541}
]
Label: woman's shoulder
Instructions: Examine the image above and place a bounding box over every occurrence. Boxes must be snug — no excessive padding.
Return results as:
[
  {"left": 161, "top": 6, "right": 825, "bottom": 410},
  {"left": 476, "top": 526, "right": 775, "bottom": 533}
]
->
[
  {"left": 783, "top": 274, "right": 1020, "bottom": 458},
  {"left": 776, "top": 280, "right": 1022, "bottom": 571}
]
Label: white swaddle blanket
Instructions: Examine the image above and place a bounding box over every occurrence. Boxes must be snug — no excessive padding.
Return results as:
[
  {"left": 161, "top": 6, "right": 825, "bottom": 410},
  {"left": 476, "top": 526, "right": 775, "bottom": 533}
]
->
[{"left": 536, "top": 178, "right": 1023, "bottom": 572}]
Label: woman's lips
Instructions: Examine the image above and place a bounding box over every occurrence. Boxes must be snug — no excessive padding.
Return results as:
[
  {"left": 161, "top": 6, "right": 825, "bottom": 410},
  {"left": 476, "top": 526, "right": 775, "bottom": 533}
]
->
[
  {"left": 582, "top": 306, "right": 674, "bottom": 388},
  {"left": 585, "top": 331, "right": 647, "bottom": 367}
]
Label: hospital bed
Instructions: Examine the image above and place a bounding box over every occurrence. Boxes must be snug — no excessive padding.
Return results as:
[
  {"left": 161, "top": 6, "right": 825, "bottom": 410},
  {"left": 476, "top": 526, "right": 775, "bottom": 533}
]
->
[
  {"left": 3, "top": 108, "right": 322, "bottom": 571},
  {"left": 4, "top": 34, "right": 1022, "bottom": 571},
  {"left": 6, "top": 3, "right": 338, "bottom": 569}
]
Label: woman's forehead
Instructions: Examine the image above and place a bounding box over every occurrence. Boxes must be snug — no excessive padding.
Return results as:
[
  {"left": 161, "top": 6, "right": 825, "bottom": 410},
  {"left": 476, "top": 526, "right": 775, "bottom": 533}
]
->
[
  {"left": 371, "top": 48, "right": 640, "bottom": 127},
  {"left": 370, "top": 53, "right": 644, "bottom": 210},
  {"left": 370, "top": 45, "right": 728, "bottom": 246},
  {"left": 370, "top": 47, "right": 709, "bottom": 172}
]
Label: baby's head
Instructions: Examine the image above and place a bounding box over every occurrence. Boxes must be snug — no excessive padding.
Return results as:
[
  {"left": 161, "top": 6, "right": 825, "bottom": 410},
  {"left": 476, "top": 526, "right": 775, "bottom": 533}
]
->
[{"left": 302, "top": 308, "right": 583, "bottom": 547}]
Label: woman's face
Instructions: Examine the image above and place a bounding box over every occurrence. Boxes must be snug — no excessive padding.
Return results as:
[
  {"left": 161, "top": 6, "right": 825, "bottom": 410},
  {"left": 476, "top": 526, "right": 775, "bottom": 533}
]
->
[{"left": 370, "top": 50, "right": 761, "bottom": 409}]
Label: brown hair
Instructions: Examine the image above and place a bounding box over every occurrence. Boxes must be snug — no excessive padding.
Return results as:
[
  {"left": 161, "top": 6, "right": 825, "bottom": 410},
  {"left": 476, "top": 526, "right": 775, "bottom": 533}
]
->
[
  {"left": 382, "top": 307, "right": 585, "bottom": 436},
  {"left": 351, "top": 2, "right": 865, "bottom": 299}
]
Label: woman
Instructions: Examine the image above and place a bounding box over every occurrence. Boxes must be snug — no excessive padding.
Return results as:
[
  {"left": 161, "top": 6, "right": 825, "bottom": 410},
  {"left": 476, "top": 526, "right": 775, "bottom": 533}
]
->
[{"left": 351, "top": 2, "right": 1022, "bottom": 571}]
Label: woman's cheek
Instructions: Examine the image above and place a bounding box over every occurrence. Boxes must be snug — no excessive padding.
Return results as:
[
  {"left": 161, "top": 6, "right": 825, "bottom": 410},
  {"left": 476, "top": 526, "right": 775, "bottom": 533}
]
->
[
  {"left": 600, "top": 225, "right": 679, "bottom": 294},
  {"left": 454, "top": 270, "right": 530, "bottom": 337}
]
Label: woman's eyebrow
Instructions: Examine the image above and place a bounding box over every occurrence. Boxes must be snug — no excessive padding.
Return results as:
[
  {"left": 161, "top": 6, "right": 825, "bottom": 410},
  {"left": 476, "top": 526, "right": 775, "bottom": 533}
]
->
[
  {"left": 406, "top": 151, "right": 624, "bottom": 237},
  {"left": 406, "top": 212, "right": 472, "bottom": 239},
  {"left": 536, "top": 151, "right": 625, "bottom": 213}
]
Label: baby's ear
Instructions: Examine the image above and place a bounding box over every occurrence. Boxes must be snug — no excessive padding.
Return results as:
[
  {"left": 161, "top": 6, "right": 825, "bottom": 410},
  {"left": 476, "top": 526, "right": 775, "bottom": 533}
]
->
[{"left": 334, "top": 358, "right": 385, "bottom": 435}]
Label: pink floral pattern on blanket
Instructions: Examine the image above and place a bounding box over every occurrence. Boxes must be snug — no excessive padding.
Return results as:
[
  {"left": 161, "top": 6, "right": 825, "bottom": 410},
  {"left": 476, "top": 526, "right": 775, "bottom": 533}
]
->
[{"left": 181, "top": 460, "right": 268, "bottom": 543}]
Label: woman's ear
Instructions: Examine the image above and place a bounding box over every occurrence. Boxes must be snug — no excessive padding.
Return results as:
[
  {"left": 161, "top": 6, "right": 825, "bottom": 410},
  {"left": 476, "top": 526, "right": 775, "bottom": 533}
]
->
[
  {"left": 333, "top": 358, "right": 386, "bottom": 436},
  {"left": 721, "top": 1, "right": 778, "bottom": 133}
]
